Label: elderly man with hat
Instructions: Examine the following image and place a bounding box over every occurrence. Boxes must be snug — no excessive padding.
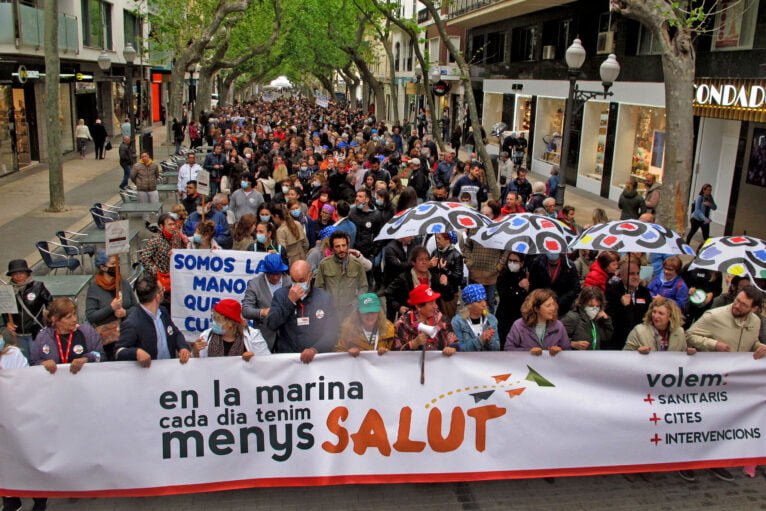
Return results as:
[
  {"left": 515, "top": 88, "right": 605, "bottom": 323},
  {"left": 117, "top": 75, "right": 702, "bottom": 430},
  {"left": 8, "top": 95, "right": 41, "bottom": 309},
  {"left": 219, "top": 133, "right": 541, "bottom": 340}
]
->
[
  {"left": 4, "top": 259, "right": 52, "bottom": 360},
  {"left": 335, "top": 293, "right": 397, "bottom": 356},
  {"left": 192, "top": 299, "right": 270, "bottom": 359},
  {"left": 265, "top": 260, "right": 339, "bottom": 363},
  {"left": 451, "top": 284, "right": 500, "bottom": 352},
  {"left": 395, "top": 284, "right": 457, "bottom": 355},
  {"left": 242, "top": 254, "right": 292, "bottom": 351}
]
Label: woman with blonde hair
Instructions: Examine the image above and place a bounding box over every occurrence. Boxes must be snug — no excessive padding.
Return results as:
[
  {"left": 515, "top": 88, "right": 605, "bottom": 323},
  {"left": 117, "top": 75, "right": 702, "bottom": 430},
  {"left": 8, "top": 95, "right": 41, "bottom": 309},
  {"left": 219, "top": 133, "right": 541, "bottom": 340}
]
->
[
  {"left": 192, "top": 299, "right": 270, "bottom": 359},
  {"left": 276, "top": 201, "right": 308, "bottom": 264},
  {"left": 623, "top": 296, "right": 693, "bottom": 353},
  {"left": 335, "top": 293, "right": 397, "bottom": 356},
  {"left": 504, "top": 288, "right": 570, "bottom": 354},
  {"left": 75, "top": 118, "right": 92, "bottom": 158}
]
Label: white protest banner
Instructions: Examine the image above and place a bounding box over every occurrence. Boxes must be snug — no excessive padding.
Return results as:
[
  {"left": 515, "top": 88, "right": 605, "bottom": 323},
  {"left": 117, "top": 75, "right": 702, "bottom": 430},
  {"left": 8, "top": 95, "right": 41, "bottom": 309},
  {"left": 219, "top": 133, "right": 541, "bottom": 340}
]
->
[
  {"left": 196, "top": 169, "right": 211, "bottom": 196},
  {"left": 0, "top": 285, "right": 17, "bottom": 314},
  {"left": 1, "top": 352, "right": 765, "bottom": 497},
  {"left": 170, "top": 249, "right": 266, "bottom": 339},
  {"left": 105, "top": 220, "right": 131, "bottom": 256},
  {"left": 316, "top": 95, "right": 329, "bottom": 108}
]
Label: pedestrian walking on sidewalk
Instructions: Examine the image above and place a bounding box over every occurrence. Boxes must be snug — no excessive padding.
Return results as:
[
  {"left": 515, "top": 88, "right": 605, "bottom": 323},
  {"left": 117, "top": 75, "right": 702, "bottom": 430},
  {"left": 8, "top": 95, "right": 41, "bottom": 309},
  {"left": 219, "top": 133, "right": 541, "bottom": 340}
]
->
[
  {"left": 118, "top": 136, "right": 135, "bottom": 190},
  {"left": 75, "top": 118, "right": 92, "bottom": 159},
  {"left": 91, "top": 118, "right": 108, "bottom": 160},
  {"left": 130, "top": 152, "right": 160, "bottom": 209}
]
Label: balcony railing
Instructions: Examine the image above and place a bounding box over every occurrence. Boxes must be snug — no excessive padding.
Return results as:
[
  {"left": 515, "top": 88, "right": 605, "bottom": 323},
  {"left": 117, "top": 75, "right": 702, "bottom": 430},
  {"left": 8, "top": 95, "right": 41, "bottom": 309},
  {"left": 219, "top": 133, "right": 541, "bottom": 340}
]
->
[
  {"left": 18, "top": 4, "right": 79, "bottom": 53},
  {"left": 448, "top": 0, "right": 502, "bottom": 18}
]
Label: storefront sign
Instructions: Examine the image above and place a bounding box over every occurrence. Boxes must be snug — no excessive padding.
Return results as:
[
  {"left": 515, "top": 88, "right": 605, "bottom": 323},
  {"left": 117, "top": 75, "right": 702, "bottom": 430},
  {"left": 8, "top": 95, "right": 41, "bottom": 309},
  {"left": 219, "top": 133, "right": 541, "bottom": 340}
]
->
[
  {"left": 694, "top": 78, "right": 766, "bottom": 122},
  {"left": 432, "top": 80, "right": 450, "bottom": 96},
  {"left": 0, "top": 353, "right": 765, "bottom": 497}
]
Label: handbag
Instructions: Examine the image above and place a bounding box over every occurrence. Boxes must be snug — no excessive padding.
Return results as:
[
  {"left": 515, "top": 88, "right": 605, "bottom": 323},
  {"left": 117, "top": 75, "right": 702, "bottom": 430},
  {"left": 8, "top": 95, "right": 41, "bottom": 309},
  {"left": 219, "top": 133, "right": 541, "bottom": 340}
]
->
[{"left": 105, "top": 140, "right": 112, "bottom": 151}]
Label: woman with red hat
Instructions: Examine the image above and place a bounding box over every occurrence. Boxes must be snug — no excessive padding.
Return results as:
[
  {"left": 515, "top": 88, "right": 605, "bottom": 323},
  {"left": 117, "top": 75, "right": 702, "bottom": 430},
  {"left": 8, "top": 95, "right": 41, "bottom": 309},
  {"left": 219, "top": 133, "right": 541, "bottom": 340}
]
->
[
  {"left": 192, "top": 299, "right": 270, "bottom": 359},
  {"left": 395, "top": 284, "right": 457, "bottom": 355}
]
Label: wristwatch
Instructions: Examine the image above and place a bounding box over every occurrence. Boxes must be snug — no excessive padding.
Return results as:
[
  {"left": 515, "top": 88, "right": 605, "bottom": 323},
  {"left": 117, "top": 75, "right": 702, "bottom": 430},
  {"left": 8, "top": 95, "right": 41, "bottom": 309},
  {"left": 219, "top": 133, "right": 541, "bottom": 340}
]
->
[{"left": 90, "top": 351, "right": 101, "bottom": 362}]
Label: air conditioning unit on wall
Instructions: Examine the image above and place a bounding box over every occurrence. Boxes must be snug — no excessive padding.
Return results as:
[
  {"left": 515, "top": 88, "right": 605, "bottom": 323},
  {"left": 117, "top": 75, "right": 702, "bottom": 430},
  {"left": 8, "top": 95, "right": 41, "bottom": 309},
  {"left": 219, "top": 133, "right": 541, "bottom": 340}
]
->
[{"left": 597, "top": 31, "right": 615, "bottom": 54}]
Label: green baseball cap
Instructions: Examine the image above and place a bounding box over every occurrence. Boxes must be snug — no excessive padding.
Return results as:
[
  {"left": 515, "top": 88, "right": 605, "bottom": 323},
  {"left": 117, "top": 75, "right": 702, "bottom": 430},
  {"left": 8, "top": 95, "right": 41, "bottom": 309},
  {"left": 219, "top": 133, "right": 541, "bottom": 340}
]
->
[{"left": 358, "top": 293, "right": 381, "bottom": 314}]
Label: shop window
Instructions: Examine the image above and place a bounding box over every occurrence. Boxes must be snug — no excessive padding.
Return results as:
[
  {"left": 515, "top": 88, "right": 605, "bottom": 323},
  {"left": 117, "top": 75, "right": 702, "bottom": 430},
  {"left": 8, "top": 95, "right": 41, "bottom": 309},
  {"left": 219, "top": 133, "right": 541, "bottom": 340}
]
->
[
  {"left": 511, "top": 26, "right": 537, "bottom": 62},
  {"left": 611, "top": 105, "right": 666, "bottom": 195},
  {"left": 82, "top": 0, "right": 113, "bottom": 50},
  {"left": 485, "top": 31, "right": 506, "bottom": 64},
  {"left": 533, "top": 98, "right": 565, "bottom": 165},
  {"left": 637, "top": 24, "right": 661, "bottom": 55},
  {"left": 712, "top": 0, "right": 759, "bottom": 51},
  {"left": 407, "top": 39, "right": 414, "bottom": 71}
]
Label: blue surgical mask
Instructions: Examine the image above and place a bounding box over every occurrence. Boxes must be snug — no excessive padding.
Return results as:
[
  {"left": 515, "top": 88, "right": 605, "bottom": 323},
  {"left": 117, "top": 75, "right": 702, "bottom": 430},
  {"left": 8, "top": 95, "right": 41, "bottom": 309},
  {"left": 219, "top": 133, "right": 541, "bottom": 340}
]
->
[
  {"left": 546, "top": 253, "right": 560, "bottom": 262},
  {"left": 290, "top": 209, "right": 301, "bottom": 218},
  {"left": 259, "top": 214, "right": 271, "bottom": 223},
  {"left": 193, "top": 233, "right": 203, "bottom": 244},
  {"left": 0, "top": 337, "right": 5, "bottom": 351},
  {"left": 210, "top": 320, "right": 225, "bottom": 335},
  {"left": 241, "top": 180, "right": 249, "bottom": 189},
  {"left": 281, "top": 186, "right": 290, "bottom": 194},
  {"left": 256, "top": 233, "right": 267, "bottom": 244},
  {"left": 299, "top": 281, "right": 310, "bottom": 293},
  {"left": 312, "top": 181, "right": 320, "bottom": 187},
  {"left": 221, "top": 205, "right": 229, "bottom": 213},
  {"left": 375, "top": 199, "right": 384, "bottom": 207}
]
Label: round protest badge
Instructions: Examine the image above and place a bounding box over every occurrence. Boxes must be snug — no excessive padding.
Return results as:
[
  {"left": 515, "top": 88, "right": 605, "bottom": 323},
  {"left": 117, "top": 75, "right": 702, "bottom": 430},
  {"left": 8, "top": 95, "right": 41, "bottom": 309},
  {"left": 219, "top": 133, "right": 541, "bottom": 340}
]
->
[
  {"left": 73, "top": 344, "right": 84, "bottom": 355},
  {"left": 365, "top": 222, "right": 372, "bottom": 228},
  {"left": 167, "top": 326, "right": 173, "bottom": 336},
  {"left": 315, "top": 309, "right": 325, "bottom": 319},
  {"left": 26, "top": 292, "right": 36, "bottom": 302},
  {"left": 42, "top": 344, "right": 50, "bottom": 355}
]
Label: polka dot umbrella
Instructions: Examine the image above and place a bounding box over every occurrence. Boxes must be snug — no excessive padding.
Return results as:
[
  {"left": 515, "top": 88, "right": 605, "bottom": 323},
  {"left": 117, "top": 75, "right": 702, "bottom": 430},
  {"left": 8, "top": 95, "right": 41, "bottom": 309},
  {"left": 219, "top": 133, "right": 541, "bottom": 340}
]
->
[
  {"left": 689, "top": 236, "right": 766, "bottom": 286},
  {"left": 471, "top": 213, "right": 578, "bottom": 254},
  {"left": 374, "top": 201, "right": 493, "bottom": 241},
  {"left": 569, "top": 220, "right": 695, "bottom": 256}
]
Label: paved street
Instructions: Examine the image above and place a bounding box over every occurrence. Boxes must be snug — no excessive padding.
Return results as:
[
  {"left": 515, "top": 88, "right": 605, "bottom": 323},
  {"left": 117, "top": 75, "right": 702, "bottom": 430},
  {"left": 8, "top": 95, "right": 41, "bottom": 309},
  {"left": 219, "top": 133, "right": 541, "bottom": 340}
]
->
[
  {"left": 0, "top": 127, "right": 752, "bottom": 511},
  {"left": 38, "top": 471, "right": 766, "bottom": 510}
]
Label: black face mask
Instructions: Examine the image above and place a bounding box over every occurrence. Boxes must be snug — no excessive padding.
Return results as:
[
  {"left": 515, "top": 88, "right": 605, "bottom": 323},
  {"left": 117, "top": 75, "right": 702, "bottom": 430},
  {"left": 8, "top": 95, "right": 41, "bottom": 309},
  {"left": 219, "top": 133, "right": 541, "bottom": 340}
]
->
[
  {"left": 105, "top": 268, "right": 117, "bottom": 277},
  {"left": 433, "top": 196, "right": 447, "bottom": 202}
]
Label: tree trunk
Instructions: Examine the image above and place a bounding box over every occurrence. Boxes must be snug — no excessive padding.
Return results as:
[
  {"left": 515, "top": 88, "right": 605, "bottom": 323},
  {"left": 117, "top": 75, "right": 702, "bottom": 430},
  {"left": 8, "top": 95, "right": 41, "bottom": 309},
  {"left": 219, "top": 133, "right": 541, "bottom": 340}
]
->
[
  {"left": 44, "top": 0, "right": 64, "bottom": 211},
  {"left": 351, "top": 55, "right": 385, "bottom": 119},
  {"left": 221, "top": 70, "right": 242, "bottom": 107},
  {"left": 367, "top": 0, "right": 444, "bottom": 150},
  {"left": 609, "top": 0, "right": 696, "bottom": 232},
  {"left": 658, "top": 42, "right": 694, "bottom": 233},
  {"left": 420, "top": 0, "right": 497, "bottom": 199},
  {"left": 167, "top": 57, "right": 192, "bottom": 142},
  {"left": 339, "top": 67, "right": 360, "bottom": 109}
]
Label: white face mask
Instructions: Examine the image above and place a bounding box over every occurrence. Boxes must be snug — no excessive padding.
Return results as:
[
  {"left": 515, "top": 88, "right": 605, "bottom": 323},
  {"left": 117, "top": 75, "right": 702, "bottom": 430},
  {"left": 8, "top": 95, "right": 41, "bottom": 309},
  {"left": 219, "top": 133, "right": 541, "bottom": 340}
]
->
[
  {"left": 508, "top": 262, "right": 521, "bottom": 273},
  {"left": 584, "top": 306, "right": 600, "bottom": 320}
]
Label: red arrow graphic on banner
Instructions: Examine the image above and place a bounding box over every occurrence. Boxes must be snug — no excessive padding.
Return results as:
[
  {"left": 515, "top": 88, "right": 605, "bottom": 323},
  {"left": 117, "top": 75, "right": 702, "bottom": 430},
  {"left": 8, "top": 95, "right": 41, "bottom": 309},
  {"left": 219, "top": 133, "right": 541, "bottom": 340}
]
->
[{"left": 492, "top": 374, "right": 511, "bottom": 383}]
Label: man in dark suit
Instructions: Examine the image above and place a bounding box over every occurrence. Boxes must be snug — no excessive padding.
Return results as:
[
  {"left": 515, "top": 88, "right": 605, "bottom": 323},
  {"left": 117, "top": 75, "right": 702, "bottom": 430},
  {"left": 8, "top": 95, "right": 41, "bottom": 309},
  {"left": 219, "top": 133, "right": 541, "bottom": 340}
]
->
[{"left": 116, "top": 277, "right": 191, "bottom": 367}]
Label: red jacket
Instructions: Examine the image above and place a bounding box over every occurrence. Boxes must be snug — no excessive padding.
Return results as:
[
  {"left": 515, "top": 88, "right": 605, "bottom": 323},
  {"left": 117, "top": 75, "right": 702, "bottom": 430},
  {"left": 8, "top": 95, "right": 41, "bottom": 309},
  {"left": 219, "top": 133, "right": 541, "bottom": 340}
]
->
[{"left": 584, "top": 261, "right": 609, "bottom": 291}]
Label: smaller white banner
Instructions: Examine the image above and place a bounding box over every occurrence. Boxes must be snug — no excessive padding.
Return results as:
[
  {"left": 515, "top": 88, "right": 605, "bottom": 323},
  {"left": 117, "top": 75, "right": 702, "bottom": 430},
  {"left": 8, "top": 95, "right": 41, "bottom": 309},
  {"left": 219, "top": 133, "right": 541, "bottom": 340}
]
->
[
  {"left": 105, "top": 220, "right": 131, "bottom": 256},
  {"left": 0, "top": 285, "right": 17, "bottom": 314},
  {"left": 170, "top": 250, "right": 266, "bottom": 340},
  {"left": 196, "top": 169, "right": 211, "bottom": 196}
]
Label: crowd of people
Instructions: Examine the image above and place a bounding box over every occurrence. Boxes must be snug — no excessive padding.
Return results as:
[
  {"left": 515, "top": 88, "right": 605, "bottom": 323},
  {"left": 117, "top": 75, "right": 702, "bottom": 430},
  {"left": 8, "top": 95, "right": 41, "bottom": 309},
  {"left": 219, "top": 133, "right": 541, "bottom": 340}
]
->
[{"left": 1, "top": 96, "right": 765, "bottom": 509}]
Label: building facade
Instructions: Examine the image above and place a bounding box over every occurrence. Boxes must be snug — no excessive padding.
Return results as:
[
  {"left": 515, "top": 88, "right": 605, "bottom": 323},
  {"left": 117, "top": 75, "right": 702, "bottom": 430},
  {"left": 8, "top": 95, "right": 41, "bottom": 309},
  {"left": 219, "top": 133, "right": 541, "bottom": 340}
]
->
[
  {"left": 0, "top": 0, "right": 150, "bottom": 176},
  {"left": 448, "top": 0, "right": 766, "bottom": 237}
]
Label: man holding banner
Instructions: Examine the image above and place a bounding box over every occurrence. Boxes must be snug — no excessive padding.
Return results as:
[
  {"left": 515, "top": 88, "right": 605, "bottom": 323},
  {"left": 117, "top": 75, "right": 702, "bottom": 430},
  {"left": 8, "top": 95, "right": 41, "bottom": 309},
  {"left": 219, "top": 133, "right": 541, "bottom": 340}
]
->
[
  {"left": 116, "top": 278, "right": 191, "bottom": 367},
  {"left": 265, "top": 260, "right": 338, "bottom": 362}
]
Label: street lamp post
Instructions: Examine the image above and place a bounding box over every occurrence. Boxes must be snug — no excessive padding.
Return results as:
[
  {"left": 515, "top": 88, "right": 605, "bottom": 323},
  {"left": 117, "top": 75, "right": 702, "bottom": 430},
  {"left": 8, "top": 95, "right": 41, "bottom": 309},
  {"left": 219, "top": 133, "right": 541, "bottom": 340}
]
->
[
  {"left": 123, "top": 43, "right": 137, "bottom": 150},
  {"left": 556, "top": 38, "right": 621, "bottom": 206},
  {"left": 97, "top": 51, "right": 111, "bottom": 120}
]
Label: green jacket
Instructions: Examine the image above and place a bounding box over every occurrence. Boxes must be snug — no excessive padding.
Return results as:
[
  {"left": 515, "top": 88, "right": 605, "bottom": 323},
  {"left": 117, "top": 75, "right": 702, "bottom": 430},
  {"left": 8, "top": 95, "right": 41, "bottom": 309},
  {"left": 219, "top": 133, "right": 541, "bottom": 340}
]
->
[{"left": 315, "top": 255, "right": 368, "bottom": 314}]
